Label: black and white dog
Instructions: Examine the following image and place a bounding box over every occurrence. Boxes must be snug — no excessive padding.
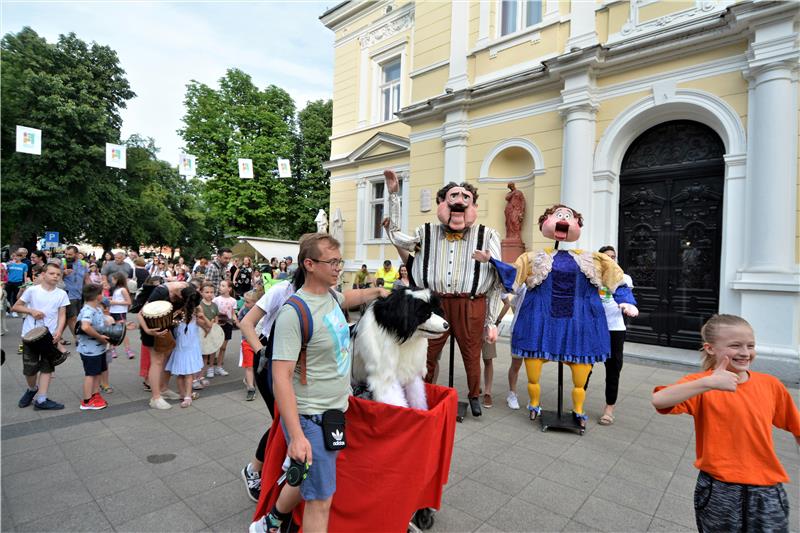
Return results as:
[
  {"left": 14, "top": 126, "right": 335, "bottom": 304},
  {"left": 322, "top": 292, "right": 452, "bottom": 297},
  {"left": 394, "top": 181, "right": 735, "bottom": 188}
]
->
[{"left": 352, "top": 288, "right": 449, "bottom": 409}]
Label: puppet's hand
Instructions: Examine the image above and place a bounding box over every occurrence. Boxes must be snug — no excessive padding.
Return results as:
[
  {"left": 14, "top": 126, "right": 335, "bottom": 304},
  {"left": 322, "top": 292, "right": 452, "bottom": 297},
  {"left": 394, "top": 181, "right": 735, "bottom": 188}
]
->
[
  {"left": 472, "top": 250, "right": 491, "bottom": 263},
  {"left": 383, "top": 169, "right": 399, "bottom": 194},
  {"left": 619, "top": 303, "right": 639, "bottom": 318},
  {"left": 485, "top": 324, "right": 498, "bottom": 344},
  {"left": 382, "top": 217, "right": 391, "bottom": 229}
]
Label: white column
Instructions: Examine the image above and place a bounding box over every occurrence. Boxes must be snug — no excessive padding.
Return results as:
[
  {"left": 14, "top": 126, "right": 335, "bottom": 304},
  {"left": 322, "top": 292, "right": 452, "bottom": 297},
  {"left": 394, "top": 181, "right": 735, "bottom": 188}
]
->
[
  {"left": 565, "top": 0, "right": 598, "bottom": 51},
  {"left": 718, "top": 154, "right": 746, "bottom": 315},
  {"left": 476, "top": 0, "right": 490, "bottom": 49},
  {"left": 590, "top": 170, "right": 618, "bottom": 252},
  {"left": 559, "top": 72, "right": 598, "bottom": 248},
  {"left": 447, "top": 0, "right": 470, "bottom": 91},
  {"left": 358, "top": 47, "right": 370, "bottom": 127},
  {"left": 442, "top": 108, "right": 469, "bottom": 184},
  {"left": 355, "top": 177, "right": 368, "bottom": 260}
]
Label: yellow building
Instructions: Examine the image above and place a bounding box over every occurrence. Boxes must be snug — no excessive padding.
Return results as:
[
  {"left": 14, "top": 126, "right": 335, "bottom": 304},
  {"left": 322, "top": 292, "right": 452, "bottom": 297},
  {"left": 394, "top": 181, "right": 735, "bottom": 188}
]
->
[{"left": 321, "top": 0, "right": 800, "bottom": 374}]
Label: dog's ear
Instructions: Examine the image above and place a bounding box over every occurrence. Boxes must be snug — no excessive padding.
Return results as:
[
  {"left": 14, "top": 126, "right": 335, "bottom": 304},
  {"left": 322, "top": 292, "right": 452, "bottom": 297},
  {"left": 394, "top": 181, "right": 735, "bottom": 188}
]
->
[{"left": 372, "top": 289, "right": 416, "bottom": 343}]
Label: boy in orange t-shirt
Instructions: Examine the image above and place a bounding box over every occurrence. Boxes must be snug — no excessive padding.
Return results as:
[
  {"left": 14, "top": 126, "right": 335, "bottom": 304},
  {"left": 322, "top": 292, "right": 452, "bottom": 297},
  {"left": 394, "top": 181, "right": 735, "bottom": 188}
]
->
[{"left": 652, "top": 314, "right": 800, "bottom": 532}]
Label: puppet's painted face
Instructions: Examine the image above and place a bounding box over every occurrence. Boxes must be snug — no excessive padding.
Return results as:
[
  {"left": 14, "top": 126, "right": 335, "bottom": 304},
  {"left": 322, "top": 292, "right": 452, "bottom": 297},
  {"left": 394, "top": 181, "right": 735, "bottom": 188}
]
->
[
  {"left": 437, "top": 186, "right": 477, "bottom": 231},
  {"left": 541, "top": 207, "right": 581, "bottom": 242}
]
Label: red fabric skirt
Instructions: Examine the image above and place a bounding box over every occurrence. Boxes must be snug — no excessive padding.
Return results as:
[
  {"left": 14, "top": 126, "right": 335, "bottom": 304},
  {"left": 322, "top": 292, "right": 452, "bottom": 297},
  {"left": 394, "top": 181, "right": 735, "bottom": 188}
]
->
[{"left": 254, "top": 384, "right": 458, "bottom": 532}]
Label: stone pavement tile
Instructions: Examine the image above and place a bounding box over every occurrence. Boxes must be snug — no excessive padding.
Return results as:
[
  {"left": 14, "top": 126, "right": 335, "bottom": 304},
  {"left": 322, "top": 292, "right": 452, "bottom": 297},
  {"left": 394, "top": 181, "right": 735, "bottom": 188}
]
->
[
  {"left": 117, "top": 501, "right": 207, "bottom": 532},
  {"left": 493, "top": 444, "right": 555, "bottom": 476},
  {"left": 1, "top": 430, "right": 56, "bottom": 457},
  {"left": 1, "top": 442, "right": 66, "bottom": 477},
  {"left": 445, "top": 467, "right": 466, "bottom": 488},
  {"left": 467, "top": 460, "right": 537, "bottom": 496},
  {"left": 648, "top": 517, "right": 695, "bottom": 531},
  {"left": 454, "top": 418, "right": 484, "bottom": 442},
  {"left": 13, "top": 501, "right": 113, "bottom": 532},
  {"left": 473, "top": 523, "right": 502, "bottom": 532},
  {"left": 486, "top": 496, "right": 570, "bottom": 532},
  {"left": 450, "top": 445, "right": 491, "bottom": 477},
  {"left": 148, "top": 446, "right": 215, "bottom": 478},
  {"left": 654, "top": 492, "right": 696, "bottom": 530},
  {"left": 209, "top": 508, "right": 257, "bottom": 533},
  {"left": 559, "top": 444, "right": 620, "bottom": 474},
  {"left": 49, "top": 419, "right": 115, "bottom": 443},
  {"left": 608, "top": 458, "right": 674, "bottom": 491},
  {"left": 517, "top": 476, "right": 590, "bottom": 519},
  {"left": 561, "top": 519, "right": 596, "bottom": 532},
  {"left": 164, "top": 460, "right": 238, "bottom": 498},
  {"left": 516, "top": 428, "right": 584, "bottom": 458},
  {"left": 218, "top": 411, "right": 269, "bottom": 435},
  {"left": 427, "top": 503, "right": 481, "bottom": 532},
  {"left": 59, "top": 431, "right": 126, "bottom": 459},
  {"left": 599, "top": 411, "right": 652, "bottom": 432},
  {"left": 624, "top": 444, "right": 683, "bottom": 471},
  {"left": 574, "top": 495, "right": 653, "bottom": 532},
  {"left": 129, "top": 433, "right": 193, "bottom": 460},
  {"left": 1, "top": 494, "right": 15, "bottom": 532},
  {"left": 457, "top": 431, "right": 513, "bottom": 457},
  {"left": 442, "top": 478, "right": 512, "bottom": 520},
  {"left": 6, "top": 478, "right": 94, "bottom": 525},
  {"left": 165, "top": 410, "right": 215, "bottom": 431},
  {"left": 198, "top": 401, "right": 255, "bottom": 421},
  {"left": 96, "top": 478, "right": 180, "bottom": 525},
  {"left": 539, "top": 457, "right": 607, "bottom": 493},
  {"left": 2, "top": 457, "right": 78, "bottom": 495},
  {"left": 563, "top": 432, "right": 631, "bottom": 458},
  {"left": 476, "top": 419, "right": 533, "bottom": 445},
  {"left": 196, "top": 432, "right": 256, "bottom": 459},
  {"left": 68, "top": 446, "right": 141, "bottom": 478},
  {"left": 103, "top": 410, "right": 161, "bottom": 431},
  {"left": 591, "top": 474, "right": 665, "bottom": 515},
  {"left": 674, "top": 456, "right": 699, "bottom": 478},
  {"left": 665, "top": 473, "right": 696, "bottom": 497},
  {"left": 172, "top": 419, "right": 237, "bottom": 443},
  {"left": 82, "top": 458, "right": 158, "bottom": 499},
  {"left": 216, "top": 449, "right": 254, "bottom": 478},
  {"left": 184, "top": 479, "right": 254, "bottom": 525},
  {"left": 642, "top": 416, "right": 694, "bottom": 439}
]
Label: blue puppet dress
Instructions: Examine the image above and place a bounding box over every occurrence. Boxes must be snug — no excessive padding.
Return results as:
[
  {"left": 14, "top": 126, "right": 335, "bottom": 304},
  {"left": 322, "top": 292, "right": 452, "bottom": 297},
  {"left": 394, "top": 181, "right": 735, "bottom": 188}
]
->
[{"left": 489, "top": 249, "right": 636, "bottom": 419}]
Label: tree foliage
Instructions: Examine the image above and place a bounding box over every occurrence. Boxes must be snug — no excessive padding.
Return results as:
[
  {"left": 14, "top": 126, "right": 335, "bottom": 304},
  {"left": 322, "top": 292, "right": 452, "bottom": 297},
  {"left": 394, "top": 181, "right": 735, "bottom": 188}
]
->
[{"left": 180, "top": 69, "right": 333, "bottom": 240}]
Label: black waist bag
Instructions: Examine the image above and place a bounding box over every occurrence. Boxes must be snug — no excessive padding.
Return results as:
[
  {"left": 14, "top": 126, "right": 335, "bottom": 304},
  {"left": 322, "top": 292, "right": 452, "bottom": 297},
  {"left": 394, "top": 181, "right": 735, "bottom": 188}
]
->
[{"left": 322, "top": 409, "right": 346, "bottom": 451}]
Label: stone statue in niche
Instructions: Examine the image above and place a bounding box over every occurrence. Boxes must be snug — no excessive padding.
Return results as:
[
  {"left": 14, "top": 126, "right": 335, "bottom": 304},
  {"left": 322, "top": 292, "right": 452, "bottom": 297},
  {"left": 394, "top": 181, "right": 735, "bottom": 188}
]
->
[
  {"left": 501, "top": 182, "right": 526, "bottom": 262},
  {"left": 315, "top": 209, "right": 328, "bottom": 234}
]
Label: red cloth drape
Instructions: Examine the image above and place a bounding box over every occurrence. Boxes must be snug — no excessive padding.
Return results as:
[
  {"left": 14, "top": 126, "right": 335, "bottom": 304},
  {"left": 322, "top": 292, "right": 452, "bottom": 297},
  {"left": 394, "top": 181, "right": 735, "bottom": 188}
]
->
[{"left": 254, "top": 384, "right": 458, "bottom": 533}]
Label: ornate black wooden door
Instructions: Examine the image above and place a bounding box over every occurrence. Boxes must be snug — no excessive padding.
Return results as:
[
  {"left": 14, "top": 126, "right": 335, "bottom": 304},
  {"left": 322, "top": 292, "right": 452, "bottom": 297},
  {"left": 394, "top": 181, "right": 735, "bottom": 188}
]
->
[{"left": 618, "top": 121, "right": 724, "bottom": 349}]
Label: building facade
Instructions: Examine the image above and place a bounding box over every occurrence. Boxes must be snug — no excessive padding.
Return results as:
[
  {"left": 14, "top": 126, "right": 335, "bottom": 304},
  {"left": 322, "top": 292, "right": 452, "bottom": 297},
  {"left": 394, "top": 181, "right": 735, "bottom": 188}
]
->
[{"left": 321, "top": 0, "right": 800, "bottom": 374}]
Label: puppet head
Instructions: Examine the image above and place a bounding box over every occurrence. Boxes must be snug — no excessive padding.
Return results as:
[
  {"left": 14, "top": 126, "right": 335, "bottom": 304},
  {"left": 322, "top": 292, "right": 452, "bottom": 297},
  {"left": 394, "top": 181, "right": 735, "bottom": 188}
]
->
[
  {"left": 436, "top": 182, "right": 479, "bottom": 232},
  {"left": 538, "top": 204, "right": 583, "bottom": 242}
]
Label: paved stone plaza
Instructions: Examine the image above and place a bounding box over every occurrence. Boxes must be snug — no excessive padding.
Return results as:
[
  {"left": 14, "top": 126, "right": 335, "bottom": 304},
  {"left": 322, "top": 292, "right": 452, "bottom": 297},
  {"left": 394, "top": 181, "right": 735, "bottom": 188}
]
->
[{"left": 2, "top": 317, "right": 798, "bottom": 532}]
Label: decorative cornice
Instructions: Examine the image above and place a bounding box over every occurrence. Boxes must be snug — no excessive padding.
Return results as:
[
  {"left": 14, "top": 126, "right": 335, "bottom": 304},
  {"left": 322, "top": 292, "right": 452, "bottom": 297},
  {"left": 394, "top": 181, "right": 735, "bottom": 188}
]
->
[
  {"left": 612, "top": 0, "right": 735, "bottom": 44},
  {"left": 359, "top": 11, "right": 414, "bottom": 49}
]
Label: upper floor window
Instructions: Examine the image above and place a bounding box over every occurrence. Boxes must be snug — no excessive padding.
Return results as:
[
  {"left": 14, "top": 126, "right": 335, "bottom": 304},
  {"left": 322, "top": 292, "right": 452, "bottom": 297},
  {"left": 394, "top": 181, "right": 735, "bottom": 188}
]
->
[
  {"left": 500, "top": 0, "right": 543, "bottom": 36},
  {"left": 380, "top": 59, "right": 401, "bottom": 122}
]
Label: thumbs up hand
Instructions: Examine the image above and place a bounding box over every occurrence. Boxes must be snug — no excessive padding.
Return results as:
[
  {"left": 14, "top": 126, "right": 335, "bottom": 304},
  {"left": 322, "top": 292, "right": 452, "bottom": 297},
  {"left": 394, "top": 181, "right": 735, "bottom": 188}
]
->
[{"left": 706, "top": 356, "right": 739, "bottom": 392}]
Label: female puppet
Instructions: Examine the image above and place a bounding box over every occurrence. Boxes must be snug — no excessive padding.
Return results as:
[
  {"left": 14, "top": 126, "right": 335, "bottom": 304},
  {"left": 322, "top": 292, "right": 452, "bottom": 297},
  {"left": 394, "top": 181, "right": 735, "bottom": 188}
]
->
[{"left": 474, "top": 205, "right": 638, "bottom": 427}]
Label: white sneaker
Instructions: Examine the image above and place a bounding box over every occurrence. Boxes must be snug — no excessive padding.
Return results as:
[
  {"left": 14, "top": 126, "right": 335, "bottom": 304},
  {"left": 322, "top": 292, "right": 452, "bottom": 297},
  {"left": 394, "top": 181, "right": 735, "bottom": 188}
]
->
[
  {"left": 161, "top": 389, "right": 181, "bottom": 400},
  {"left": 506, "top": 391, "right": 520, "bottom": 410},
  {"left": 10, "top": 312, "right": 18, "bottom": 318},
  {"left": 249, "top": 517, "right": 267, "bottom": 533},
  {"left": 149, "top": 397, "right": 172, "bottom": 410},
  {"left": 215, "top": 366, "right": 229, "bottom": 376},
  {"left": 206, "top": 367, "right": 215, "bottom": 379}
]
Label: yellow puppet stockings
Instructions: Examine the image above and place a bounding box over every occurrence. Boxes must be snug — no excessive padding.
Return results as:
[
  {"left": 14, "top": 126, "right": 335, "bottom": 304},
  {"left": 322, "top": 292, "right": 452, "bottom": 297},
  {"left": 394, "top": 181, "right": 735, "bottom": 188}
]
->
[{"left": 523, "top": 359, "right": 592, "bottom": 415}]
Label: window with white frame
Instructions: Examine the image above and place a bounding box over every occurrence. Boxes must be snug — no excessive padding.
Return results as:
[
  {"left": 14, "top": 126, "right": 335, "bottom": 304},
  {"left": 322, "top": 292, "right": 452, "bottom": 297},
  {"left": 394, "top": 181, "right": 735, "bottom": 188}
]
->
[
  {"left": 379, "top": 58, "right": 401, "bottom": 122},
  {"left": 500, "top": 0, "right": 543, "bottom": 36},
  {"left": 369, "top": 177, "right": 403, "bottom": 240}
]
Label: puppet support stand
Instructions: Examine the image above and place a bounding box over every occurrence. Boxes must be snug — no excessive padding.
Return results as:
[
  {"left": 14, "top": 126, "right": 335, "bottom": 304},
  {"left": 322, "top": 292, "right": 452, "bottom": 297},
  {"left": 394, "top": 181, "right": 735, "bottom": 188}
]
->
[{"left": 448, "top": 336, "right": 469, "bottom": 423}]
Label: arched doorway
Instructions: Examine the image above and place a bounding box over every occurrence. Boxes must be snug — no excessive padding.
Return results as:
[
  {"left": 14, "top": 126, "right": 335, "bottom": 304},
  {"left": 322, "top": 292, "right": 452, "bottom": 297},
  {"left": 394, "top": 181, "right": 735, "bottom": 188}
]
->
[{"left": 618, "top": 120, "right": 724, "bottom": 349}]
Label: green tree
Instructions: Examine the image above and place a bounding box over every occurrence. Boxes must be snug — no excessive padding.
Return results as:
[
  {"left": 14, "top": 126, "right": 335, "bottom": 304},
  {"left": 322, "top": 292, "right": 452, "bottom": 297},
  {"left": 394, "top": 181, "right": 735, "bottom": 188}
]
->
[
  {"left": 293, "top": 99, "right": 333, "bottom": 235},
  {"left": 1, "top": 27, "right": 135, "bottom": 249},
  {"left": 179, "top": 69, "right": 298, "bottom": 240}
]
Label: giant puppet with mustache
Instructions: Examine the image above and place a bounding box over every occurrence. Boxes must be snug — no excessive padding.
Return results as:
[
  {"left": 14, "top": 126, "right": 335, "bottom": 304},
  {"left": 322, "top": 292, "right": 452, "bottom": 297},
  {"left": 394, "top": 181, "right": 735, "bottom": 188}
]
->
[
  {"left": 382, "top": 170, "right": 502, "bottom": 417},
  {"left": 474, "top": 205, "right": 638, "bottom": 428}
]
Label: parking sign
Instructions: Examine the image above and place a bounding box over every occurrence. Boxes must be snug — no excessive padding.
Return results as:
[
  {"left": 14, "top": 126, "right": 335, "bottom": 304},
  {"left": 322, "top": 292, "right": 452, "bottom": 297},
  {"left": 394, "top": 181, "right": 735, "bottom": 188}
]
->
[{"left": 45, "top": 231, "right": 59, "bottom": 248}]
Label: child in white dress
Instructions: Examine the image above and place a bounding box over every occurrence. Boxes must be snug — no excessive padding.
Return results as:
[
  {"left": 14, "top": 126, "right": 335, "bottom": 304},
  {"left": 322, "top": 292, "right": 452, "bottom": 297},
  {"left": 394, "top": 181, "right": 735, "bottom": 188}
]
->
[{"left": 166, "top": 290, "right": 211, "bottom": 407}]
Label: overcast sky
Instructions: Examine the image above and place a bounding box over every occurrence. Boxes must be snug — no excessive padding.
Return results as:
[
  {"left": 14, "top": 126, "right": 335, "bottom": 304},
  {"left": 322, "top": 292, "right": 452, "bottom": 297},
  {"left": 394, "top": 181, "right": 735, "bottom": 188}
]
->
[{"left": 2, "top": 1, "right": 336, "bottom": 164}]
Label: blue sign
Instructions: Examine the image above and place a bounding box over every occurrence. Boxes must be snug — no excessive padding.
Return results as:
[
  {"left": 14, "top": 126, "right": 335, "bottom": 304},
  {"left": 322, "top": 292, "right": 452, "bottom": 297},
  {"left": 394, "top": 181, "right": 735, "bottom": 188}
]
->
[{"left": 45, "top": 231, "right": 59, "bottom": 247}]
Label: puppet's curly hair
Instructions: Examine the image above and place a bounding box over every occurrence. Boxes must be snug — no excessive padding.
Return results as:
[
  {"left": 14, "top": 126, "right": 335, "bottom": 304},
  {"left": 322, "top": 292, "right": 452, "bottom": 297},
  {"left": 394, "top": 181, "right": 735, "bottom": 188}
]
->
[
  {"left": 436, "top": 182, "right": 479, "bottom": 205},
  {"left": 537, "top": 204, "right": 584, "bottom": 230}
]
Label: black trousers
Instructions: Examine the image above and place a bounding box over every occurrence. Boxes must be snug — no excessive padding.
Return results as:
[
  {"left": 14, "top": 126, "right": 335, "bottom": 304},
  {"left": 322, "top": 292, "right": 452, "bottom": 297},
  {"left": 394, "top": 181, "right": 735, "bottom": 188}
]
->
[
  {"left": 253, "top": 334, "right": 275, "bottom": 463},
  {"left": 584, "top": 330, "right": 626, "bottom": 405}
]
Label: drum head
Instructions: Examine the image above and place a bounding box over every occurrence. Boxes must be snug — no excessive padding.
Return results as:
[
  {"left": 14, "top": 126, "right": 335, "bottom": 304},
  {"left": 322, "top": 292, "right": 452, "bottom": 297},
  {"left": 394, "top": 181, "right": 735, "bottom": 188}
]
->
[
  {"left": 201, "top": 324, "right": 225, "bottom": 354},
  {"left": 104, "top": 323, "right": 127, "bottom": 346},
  {"left": 23, "top": 326, "right": 49, "bottom": 343},
  {"left": 49, "top": 350, "right": 70, "bottom": 367},
  {"left": 142, "top": 300, "right": 173, "bottom": 317}
]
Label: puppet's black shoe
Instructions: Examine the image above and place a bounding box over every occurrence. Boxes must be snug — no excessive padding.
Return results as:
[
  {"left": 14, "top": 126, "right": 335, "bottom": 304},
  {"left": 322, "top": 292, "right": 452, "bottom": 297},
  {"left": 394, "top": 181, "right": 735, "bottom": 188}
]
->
[{"left": 469, "top": 397, "right": 482, "bottom": 417}]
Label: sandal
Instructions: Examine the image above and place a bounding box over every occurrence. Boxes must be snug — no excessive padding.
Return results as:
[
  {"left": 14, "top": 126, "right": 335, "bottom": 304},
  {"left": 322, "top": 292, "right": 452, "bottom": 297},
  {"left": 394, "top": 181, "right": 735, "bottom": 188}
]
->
[
  {"left": 181, "top": 397, "right": 192, "bottom": 408},
  {"left": 573, "top": 411, "right": 588, "bottom": 428},
  {"left": 598, "top": 413, "right": 615, "bottom": 426},
  {"left": 528, "top": 405, "right": 541, "bottom": 421},
  {"left": 100, "top": 384, "right": 113, "bottom": 393},
  {"left": 191, "top": 392, "right": 199, "bottom": 400}
]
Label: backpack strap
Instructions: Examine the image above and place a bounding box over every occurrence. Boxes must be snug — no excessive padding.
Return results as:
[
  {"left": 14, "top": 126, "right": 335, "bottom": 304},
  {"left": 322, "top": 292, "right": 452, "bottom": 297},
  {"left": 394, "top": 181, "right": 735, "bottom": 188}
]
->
[
  {"left": 470, "top": 225, "right": 486, "bottom": 299},
  {"left": 284, "top": 295, "right": 314, "bottom": 385},
  {"left": 422, "top": 222, "right": 431, "bottom": 289}
]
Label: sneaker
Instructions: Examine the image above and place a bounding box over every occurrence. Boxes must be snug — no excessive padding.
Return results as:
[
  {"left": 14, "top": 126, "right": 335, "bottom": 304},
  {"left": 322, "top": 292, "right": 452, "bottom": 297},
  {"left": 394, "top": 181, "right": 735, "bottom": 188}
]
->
[
  {"left": 111, "top": 350, "right": 118, "bottom": 359},
  {"left": 34, "top": 398, "right": 65, "bottom": 410},
  {"left": 91, "top": 393, "right": 108, "bottom": 409},
  {"left": 482, "top": 393, "right": 493, "bottom": 408},
  {"left": 149, "top": 397, "right": 172, "bottom": 410},
  {"left": 249, "top": 517, "right": 268, "bottom": 533},
  {"left": 206, "top": 367, "right": 215, "bottom": 379},
  {"left": 215, "top": 366, "right": 229, "bottom": 376},
  {"left": 192, "top": 379, "right": 204, "bottom": 390},
  {"left": 11, "top": 311, "right": 18, "bottom": 318},
  {"left": 81, "top": 394, "right": 107, "bottom": 410},
  {"left": 246, "top": 388, "right": 257, "bottom": 401},
  {"left": 161, "top": 389, "right": 181, "bottom": 400},
  {"left": 18, "top": 388, "right": 37, "bottom": 408},
  {"left": 506, "top": 391, "right": 520, "bottom": 410},
  {"left": 126, "top": 349, "right": 135, "bottom": 359},
  {"left": 241, "top": 464, "right": 262, "bottom": 502}
]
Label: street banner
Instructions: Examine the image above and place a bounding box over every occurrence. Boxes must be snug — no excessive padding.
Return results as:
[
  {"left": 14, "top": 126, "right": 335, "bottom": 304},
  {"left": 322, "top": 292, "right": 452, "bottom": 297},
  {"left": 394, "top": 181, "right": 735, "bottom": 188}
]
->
[
  {"left": 238, "top": 158, "right": 254, "bottom": 179},
  {"left": 16, "top": 126, "right": 42, "bottom": 155},
  {"left": 106, "top": 143, "right": 127, "bottom": 169},
  {"left": 179, "top": 153, "right": 197, "bottom": 176},
  {"left": 277, "top": 158, "right": 292, "bottom": 178}
]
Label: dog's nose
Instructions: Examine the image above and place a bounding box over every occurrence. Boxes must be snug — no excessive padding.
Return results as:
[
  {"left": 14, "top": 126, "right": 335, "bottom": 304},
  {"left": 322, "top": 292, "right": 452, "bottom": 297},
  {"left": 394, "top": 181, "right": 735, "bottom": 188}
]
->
[{"left": 442, "top": 321, "right": 449, "bottom": 330}]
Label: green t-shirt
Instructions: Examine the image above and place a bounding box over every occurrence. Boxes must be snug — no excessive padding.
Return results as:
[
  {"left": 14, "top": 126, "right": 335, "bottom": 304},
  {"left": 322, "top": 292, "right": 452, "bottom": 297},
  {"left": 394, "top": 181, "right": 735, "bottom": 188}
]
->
[
  {"left": 272, "top": 288, "right": 351, "bottom": 415},
  {"left": 200, "top": 301, "right": 219, "bottom": 321}
]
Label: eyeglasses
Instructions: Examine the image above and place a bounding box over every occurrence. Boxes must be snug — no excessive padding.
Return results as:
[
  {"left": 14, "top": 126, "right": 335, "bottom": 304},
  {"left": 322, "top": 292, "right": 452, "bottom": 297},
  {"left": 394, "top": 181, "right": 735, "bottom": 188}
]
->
[{"left": 309, "top": 258, "right": 345, "bottom": 269}]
